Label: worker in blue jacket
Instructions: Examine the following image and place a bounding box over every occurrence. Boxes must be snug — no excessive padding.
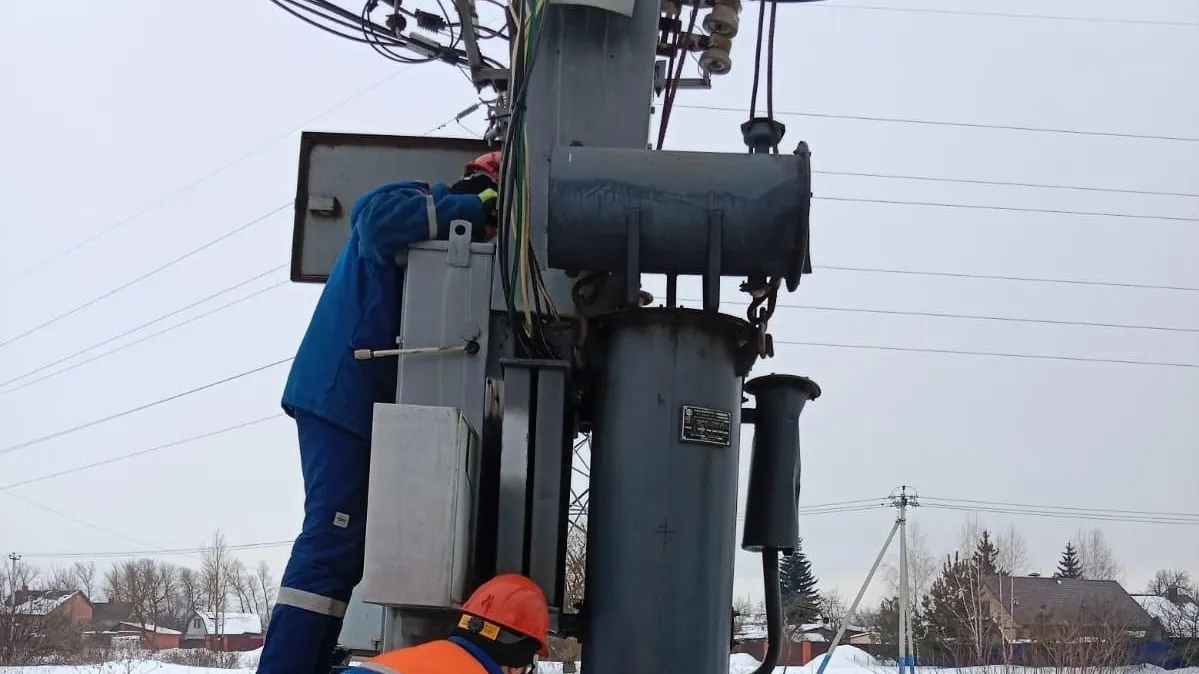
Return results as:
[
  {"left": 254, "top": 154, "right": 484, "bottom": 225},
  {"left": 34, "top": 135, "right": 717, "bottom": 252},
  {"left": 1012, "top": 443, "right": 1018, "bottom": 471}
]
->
[{"left": 257, "top": 152, "right": 503, "bottom": 674}]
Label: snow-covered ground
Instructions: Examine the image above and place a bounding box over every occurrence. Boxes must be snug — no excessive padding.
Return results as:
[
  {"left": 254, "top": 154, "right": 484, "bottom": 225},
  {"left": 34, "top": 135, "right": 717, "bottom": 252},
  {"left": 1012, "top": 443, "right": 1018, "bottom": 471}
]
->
[{"left": 2, "top": 647, "right": 1197, "bottom": 674}]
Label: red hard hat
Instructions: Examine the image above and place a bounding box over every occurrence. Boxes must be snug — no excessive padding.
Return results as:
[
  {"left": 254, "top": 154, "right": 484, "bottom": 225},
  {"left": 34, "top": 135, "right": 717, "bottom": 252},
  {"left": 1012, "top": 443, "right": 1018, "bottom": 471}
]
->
[
  {"left": 461, "top": 574, "right": 550, "bottom": 657},
  {"left": 465, "top": 151, "right": 503, "bottom": 182}
]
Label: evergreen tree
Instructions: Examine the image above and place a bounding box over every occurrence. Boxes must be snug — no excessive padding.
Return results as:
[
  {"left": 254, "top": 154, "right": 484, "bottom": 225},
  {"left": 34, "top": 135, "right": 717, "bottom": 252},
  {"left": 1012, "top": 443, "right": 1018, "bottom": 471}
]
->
[
  {"left": 779, "top": 539, "right": 820, "bottom": 626},
  {"left": 1055, "top": 542, "right": 1083, "bottom": 579},
  {"left": 973, "top": 529, "right": 1001, "bottom": 575}
]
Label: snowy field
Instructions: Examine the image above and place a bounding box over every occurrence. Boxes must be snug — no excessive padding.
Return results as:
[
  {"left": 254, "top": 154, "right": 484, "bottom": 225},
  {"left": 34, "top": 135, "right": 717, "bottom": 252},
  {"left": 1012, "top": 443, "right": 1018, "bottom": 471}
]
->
[{"left": 3, "top": 647, "right": 1197, "bottom": 674}]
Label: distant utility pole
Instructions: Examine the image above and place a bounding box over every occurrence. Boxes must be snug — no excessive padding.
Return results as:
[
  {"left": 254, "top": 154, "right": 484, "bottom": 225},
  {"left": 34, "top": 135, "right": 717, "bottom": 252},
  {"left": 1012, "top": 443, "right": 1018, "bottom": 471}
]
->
[
  {"left": 816, "top": 487, "right": 919, "bottom": 674},
  {"left": 6, "top": 553, "right": 18, "bottom": 601},
  {"left": 890, "top": 487, "right": 920, "bottom": 674}
]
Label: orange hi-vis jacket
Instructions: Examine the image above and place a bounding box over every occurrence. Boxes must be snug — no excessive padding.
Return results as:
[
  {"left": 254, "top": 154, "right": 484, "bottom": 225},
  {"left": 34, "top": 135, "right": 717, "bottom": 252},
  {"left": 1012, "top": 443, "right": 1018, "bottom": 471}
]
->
[{"left": 347, "top": 638, "right": 500, "bottom": 674}]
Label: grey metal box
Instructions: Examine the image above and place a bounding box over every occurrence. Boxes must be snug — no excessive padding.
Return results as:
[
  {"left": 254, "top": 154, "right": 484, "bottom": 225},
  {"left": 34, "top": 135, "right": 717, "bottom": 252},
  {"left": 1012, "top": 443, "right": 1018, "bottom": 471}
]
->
[
  {"left": 362, "top": 404, "right": 479, "bottom": 609},
  {"left": 290, "top": 132, "right": 490, "bottom": 283},
  {"left": 396, "top": 230, "right": 494, "bottom": 437},
  {"left": 338, "top": 584, "right": 383, "bottom": 654}
]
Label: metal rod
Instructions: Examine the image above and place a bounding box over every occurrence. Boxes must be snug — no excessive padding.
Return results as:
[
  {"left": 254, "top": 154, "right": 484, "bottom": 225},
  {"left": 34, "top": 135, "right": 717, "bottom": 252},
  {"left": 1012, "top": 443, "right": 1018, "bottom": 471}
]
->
[{"left": 816, "top": 519, "right": 901, "bottom": 674}]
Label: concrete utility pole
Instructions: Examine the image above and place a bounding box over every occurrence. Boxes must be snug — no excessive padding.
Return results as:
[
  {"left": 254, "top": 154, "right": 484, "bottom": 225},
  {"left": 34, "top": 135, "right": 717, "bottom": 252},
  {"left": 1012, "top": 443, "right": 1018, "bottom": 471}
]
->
[
  {"left": 892, "top": 486, "right": 920, "bottom": 674},
  {"left": 6, "top": 553, "right": 19, "bottom": 609}
]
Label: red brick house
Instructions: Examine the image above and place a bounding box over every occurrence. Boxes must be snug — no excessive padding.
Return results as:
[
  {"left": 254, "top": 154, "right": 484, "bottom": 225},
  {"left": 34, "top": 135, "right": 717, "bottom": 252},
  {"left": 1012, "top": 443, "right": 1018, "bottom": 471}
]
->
[
  {"left": 181, "top": 610, "right": 264, "bottom": 652},
  {"left": 5, "top": 589, "right": 93, "bottom": 624},
  {"left": 733, "top": 618, "right": 872, "bottom": 665}
]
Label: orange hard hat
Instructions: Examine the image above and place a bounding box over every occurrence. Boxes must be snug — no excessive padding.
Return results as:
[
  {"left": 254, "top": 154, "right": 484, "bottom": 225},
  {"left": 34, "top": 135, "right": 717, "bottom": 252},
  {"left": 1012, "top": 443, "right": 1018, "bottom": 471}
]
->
[
  {"left": 465, "top": 151, "right": 502, "bottom": 182},
  {"left": 461, "top": 574, "right": 550, "bottom": 657}
]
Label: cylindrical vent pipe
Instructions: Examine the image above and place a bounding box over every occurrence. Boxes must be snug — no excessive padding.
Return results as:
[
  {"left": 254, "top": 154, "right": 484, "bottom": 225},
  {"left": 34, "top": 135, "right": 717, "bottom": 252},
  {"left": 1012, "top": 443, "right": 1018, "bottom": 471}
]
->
[
  {"left": 740, "top": 374, "right": 822, "bottom": 553},
  {"left": 584, "top": 308, "right": 754, "bottom": 674}
]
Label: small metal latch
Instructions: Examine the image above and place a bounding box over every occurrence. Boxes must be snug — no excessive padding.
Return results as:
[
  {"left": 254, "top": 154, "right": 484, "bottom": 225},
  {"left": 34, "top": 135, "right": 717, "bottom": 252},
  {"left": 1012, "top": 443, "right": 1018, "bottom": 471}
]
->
[{"left": 447, "top": 219, "right": 473, "bottom": 268}]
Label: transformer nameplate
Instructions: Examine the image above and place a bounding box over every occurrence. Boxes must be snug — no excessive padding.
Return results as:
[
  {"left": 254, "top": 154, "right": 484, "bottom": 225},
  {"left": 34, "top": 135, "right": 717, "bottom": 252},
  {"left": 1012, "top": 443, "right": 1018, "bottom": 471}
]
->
[{"left": 679, "top": 405, "right": 732, "bottom": 447}]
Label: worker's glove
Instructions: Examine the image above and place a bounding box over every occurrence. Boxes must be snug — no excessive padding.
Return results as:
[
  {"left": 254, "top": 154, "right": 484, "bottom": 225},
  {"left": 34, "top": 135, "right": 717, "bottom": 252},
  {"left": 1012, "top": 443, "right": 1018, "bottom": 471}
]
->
[{"left": 450, "top": 173, "right": 497, "bottom": 196}]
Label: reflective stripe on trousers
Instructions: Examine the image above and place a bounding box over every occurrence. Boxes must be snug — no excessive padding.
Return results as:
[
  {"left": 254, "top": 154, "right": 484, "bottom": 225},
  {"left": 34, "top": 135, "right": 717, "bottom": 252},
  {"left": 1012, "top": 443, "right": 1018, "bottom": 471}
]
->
[{"left": 276, "top": 586, "right": 348, "bottom": 618}]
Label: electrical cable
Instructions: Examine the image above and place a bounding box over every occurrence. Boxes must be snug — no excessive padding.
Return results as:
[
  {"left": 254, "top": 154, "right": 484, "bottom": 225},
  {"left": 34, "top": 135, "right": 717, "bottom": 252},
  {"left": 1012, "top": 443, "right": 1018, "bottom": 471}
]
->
[
  {"left": 772, "top": 338, "right": 1199, "bottom": 370},
  {"left": 801, "top": 3, "right": 1199, "bottom": 28},
  {"left": 673, "top": 103, "right": 1199, "bottom": 143},
  {"left": 0, "top": 357, "right": 294, "bottom": 458},
  {"left": 0, "top": 279, "right": 290, "bottom": 397},
  {"left": 726, "top": 300, "right": 1199, "bottom": 335},
  {"left": 919, "top": 496, "right": 1199, "bottom": 521},
  {"left": 0, "top": 415, "right": 287, "bottom": 491},
  {"left": 0, "top": 69, "right": 411, "bottom": 289},
  {"left": 0, "top": 264, "right": 287, "bottom": 393},
  {"left": 814, "top": 195, "right": 1199, "bottom": 224},
  {"left": 817, "top": 265, "right": 1199, "bottom": 294},
  {"left": 0, "top": 203, "right": 290, "bottom": 351},
  {"left": 0, "top": 490, "right": 166, "bottom": 551},
  {"left": 18, "top": 540, "right": 297, "bottom": 560},
  {"left": 921, "top": 503, "right": 1198, "bottom": 526},
  {"left": 813, "top": 169, "right": 1199, "bottom": 200}
]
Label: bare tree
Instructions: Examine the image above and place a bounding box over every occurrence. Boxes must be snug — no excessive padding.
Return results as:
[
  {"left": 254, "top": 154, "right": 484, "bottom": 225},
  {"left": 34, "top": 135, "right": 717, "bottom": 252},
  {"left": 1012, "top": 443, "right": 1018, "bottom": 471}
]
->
[
  {"left": 1147, "top": 568, "right": 1194, "bottom": 596},
  {"left": 0, "top": 562, "right": 84, "bottom": 666},
  {"left": 200, "top": 531, "right": 234, "bottom": 646},
  {"left": 254, "top": 562, "right": 277, "bottom": 627},
  {"left": 73, "top": 562, "right": 97, "bottom": 600},
  {"left": 43, "top": 565, "right": 78, "bottom": 591},
  {"left": 884, "top": 520, "right": 937, "bottom": 604},
  {"left": 1073, "top": 528, "right": 1123, "bottom": 582},
  {"left": 819, "top": 590, "right": 848, "bottom": 635},
  {"left": 995, "top": 524, "right": 1030, "bottom": 575},
  {"left": 955, "top": 513, "right": 985, "bottom": 557}
]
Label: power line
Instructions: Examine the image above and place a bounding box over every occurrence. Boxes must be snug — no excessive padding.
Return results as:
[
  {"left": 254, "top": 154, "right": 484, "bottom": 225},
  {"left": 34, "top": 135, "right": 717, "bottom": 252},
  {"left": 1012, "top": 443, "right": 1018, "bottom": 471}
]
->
[
  {"left": 769, "top": 302, "right": 1199, "bottom": 335},
  {"left": 920, "top": 496, "right": 1199, "bottom": 521},
  {"left": 0, "top": 357, "right": 294, "bottom": 458},
  {"left": 0, "top": 490, "right": 164, "bottom": 550},
  {"left": 0, "top": 69, "right": 411, "bottom": 288},
  {"left": 815, "top": 169, "right": 1199, "bottom": 200},
  {"left": 0, "top": 415, "right": 286, "bottom": 491},
  {"left": 774, "top": 339, "right": 1199, "bottom": 370},
  {"left": 674, "top": 103, "right": 1199, "bottom": 143},
  {"left": 817, "top": 265, "right": 1199, "bottom": 294},
  {"left": 803, "top": 3, "right": 1199, "bottom": 28},
  {"left": 16, "top": 539, "right": 295, "bottom": 560},
  {"left": 0, "top": 278, "right": 289, "bottom": 397},
  {"left": 0, "top": 203, "right": 290, "bottom": 350},
  {"left": 922, "top": 502, "right": 1199, "bottom": 527},
  {"left": 815, "top": 195, "right": 1199, "bottom": 223},
  {"left": 0, "top": 264, "right": 288, "bottom": 393}
]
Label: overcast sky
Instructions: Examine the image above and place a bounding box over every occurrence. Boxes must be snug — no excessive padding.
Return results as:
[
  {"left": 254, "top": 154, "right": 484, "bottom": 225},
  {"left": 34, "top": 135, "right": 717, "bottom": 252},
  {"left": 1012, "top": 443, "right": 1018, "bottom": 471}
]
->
[{"left": 1, "top": 0, "right": 1196, "bottom": 613}]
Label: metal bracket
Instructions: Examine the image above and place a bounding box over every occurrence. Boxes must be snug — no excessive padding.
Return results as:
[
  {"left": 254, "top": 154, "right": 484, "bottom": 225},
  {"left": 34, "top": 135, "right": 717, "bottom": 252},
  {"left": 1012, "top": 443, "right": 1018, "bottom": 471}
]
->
[
  {"left": 447, "top": 219, "right": 473, "bottom": 268},
  {"left": 703, "top": 211, "right": 723, "bottom": 311},
  {"left": 624, "top": 209, "right": 642, "bottom": 308}
]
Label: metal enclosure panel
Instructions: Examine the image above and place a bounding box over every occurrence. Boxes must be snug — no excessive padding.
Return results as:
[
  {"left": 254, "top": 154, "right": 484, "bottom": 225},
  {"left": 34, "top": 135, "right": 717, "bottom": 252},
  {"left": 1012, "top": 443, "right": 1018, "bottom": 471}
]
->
[
  {"left": 496, "top": 366, "right": 531, "bottom": 576},
  {"left": 396, "top": 229, "right": 495, "bottom": 436},
  {"left": 291, "top": 132, "right": 490, "bottom": 283},
  {"left": 528, "top": 364, "right": 569, "bottom": 606},
  {"left": 547, "top": 145, "right": 812, "bottom": 286},
  {"left": 338, "top": 585, "right": 383, "bottom": 654},
  {"left": 584, "top": 309, "right": 747, "bottom": 674},
  {"left": 362, "top": 404, "right": 479, "bottom": 608}
]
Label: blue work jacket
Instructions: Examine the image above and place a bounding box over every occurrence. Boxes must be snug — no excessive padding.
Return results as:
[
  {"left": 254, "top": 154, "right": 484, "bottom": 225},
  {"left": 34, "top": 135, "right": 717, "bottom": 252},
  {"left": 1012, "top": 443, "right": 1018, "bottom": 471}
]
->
[{"left": 282, "top": 181, "right": 488, "bottom": 439}]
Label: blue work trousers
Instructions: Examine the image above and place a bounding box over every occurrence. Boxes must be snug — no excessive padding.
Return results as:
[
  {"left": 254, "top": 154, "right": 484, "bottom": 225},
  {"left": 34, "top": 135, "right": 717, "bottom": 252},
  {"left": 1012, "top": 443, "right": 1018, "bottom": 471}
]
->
[{"left": 258, "top": 410, "right": 371, "bottom": 674}]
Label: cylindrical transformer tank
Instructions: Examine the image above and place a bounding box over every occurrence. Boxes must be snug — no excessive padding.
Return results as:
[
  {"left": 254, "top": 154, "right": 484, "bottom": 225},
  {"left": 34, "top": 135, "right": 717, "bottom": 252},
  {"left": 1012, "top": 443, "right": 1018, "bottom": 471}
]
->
[
  {"left": 547, "top": 145, "right": 812, "bottom": 290},
  {"left": 740, "top": 374, "right": 822, "bottom": 553},
  {"left": 584, "top": 308, "right": 755, "bottom": 674}
]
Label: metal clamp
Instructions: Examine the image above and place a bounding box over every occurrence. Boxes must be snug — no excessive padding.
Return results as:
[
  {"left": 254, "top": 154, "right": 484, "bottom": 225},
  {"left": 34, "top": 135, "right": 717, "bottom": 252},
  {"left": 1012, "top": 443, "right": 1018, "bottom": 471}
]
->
[{"left": 353, "top": 339, "right": 481, "bottom": 361}]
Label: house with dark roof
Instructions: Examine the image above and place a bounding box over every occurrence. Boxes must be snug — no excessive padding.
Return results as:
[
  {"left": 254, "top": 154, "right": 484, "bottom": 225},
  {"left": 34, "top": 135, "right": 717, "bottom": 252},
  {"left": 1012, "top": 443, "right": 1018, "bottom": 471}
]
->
[
  {"left": 981, "top": 576, "right": 1157, "bottom": 641},
  {"left": 84, "top": 602, "right": 182, "bottom": 651},
  {"left": 2, "top": 589, "right": 93, "bottom": 624}
]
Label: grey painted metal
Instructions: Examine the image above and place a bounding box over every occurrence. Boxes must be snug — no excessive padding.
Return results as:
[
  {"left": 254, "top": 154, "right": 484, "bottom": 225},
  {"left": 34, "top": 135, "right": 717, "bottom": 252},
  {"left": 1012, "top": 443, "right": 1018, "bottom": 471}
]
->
[
  {"left": 741, "top": 374, "right": 822, "bottom": 553},
  {"left": 496, "top": 365, "right": 531, "bottom": 576},
  {"left": 528, "top": 361, "right": 570, "bottom": 608},
  {"left": 584, "top": 308, "right": 748, "bottom": 674},
  {"left": 490, "top": 0, "right": 662, "bottom": 316},
  {"left": 339, "top": 585, "right": 384, "bottom": 654},
  {"left": 290, "top": 132, "right": 489, "bottom": 283},
  {"left": 362, "top": 404, "right": 479, "bottom": 608},
  {"left": 546, "top": 146, "right": 813, "bottom": 289},
  {"left": 395, "top": 224, "right": 494, "bottom": 436},
  {"left": 495, "top": 359, "right": 572, "bottom": 609},
  {"left": 383, "top": 607, "right": 460, "bottom": 651}
]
